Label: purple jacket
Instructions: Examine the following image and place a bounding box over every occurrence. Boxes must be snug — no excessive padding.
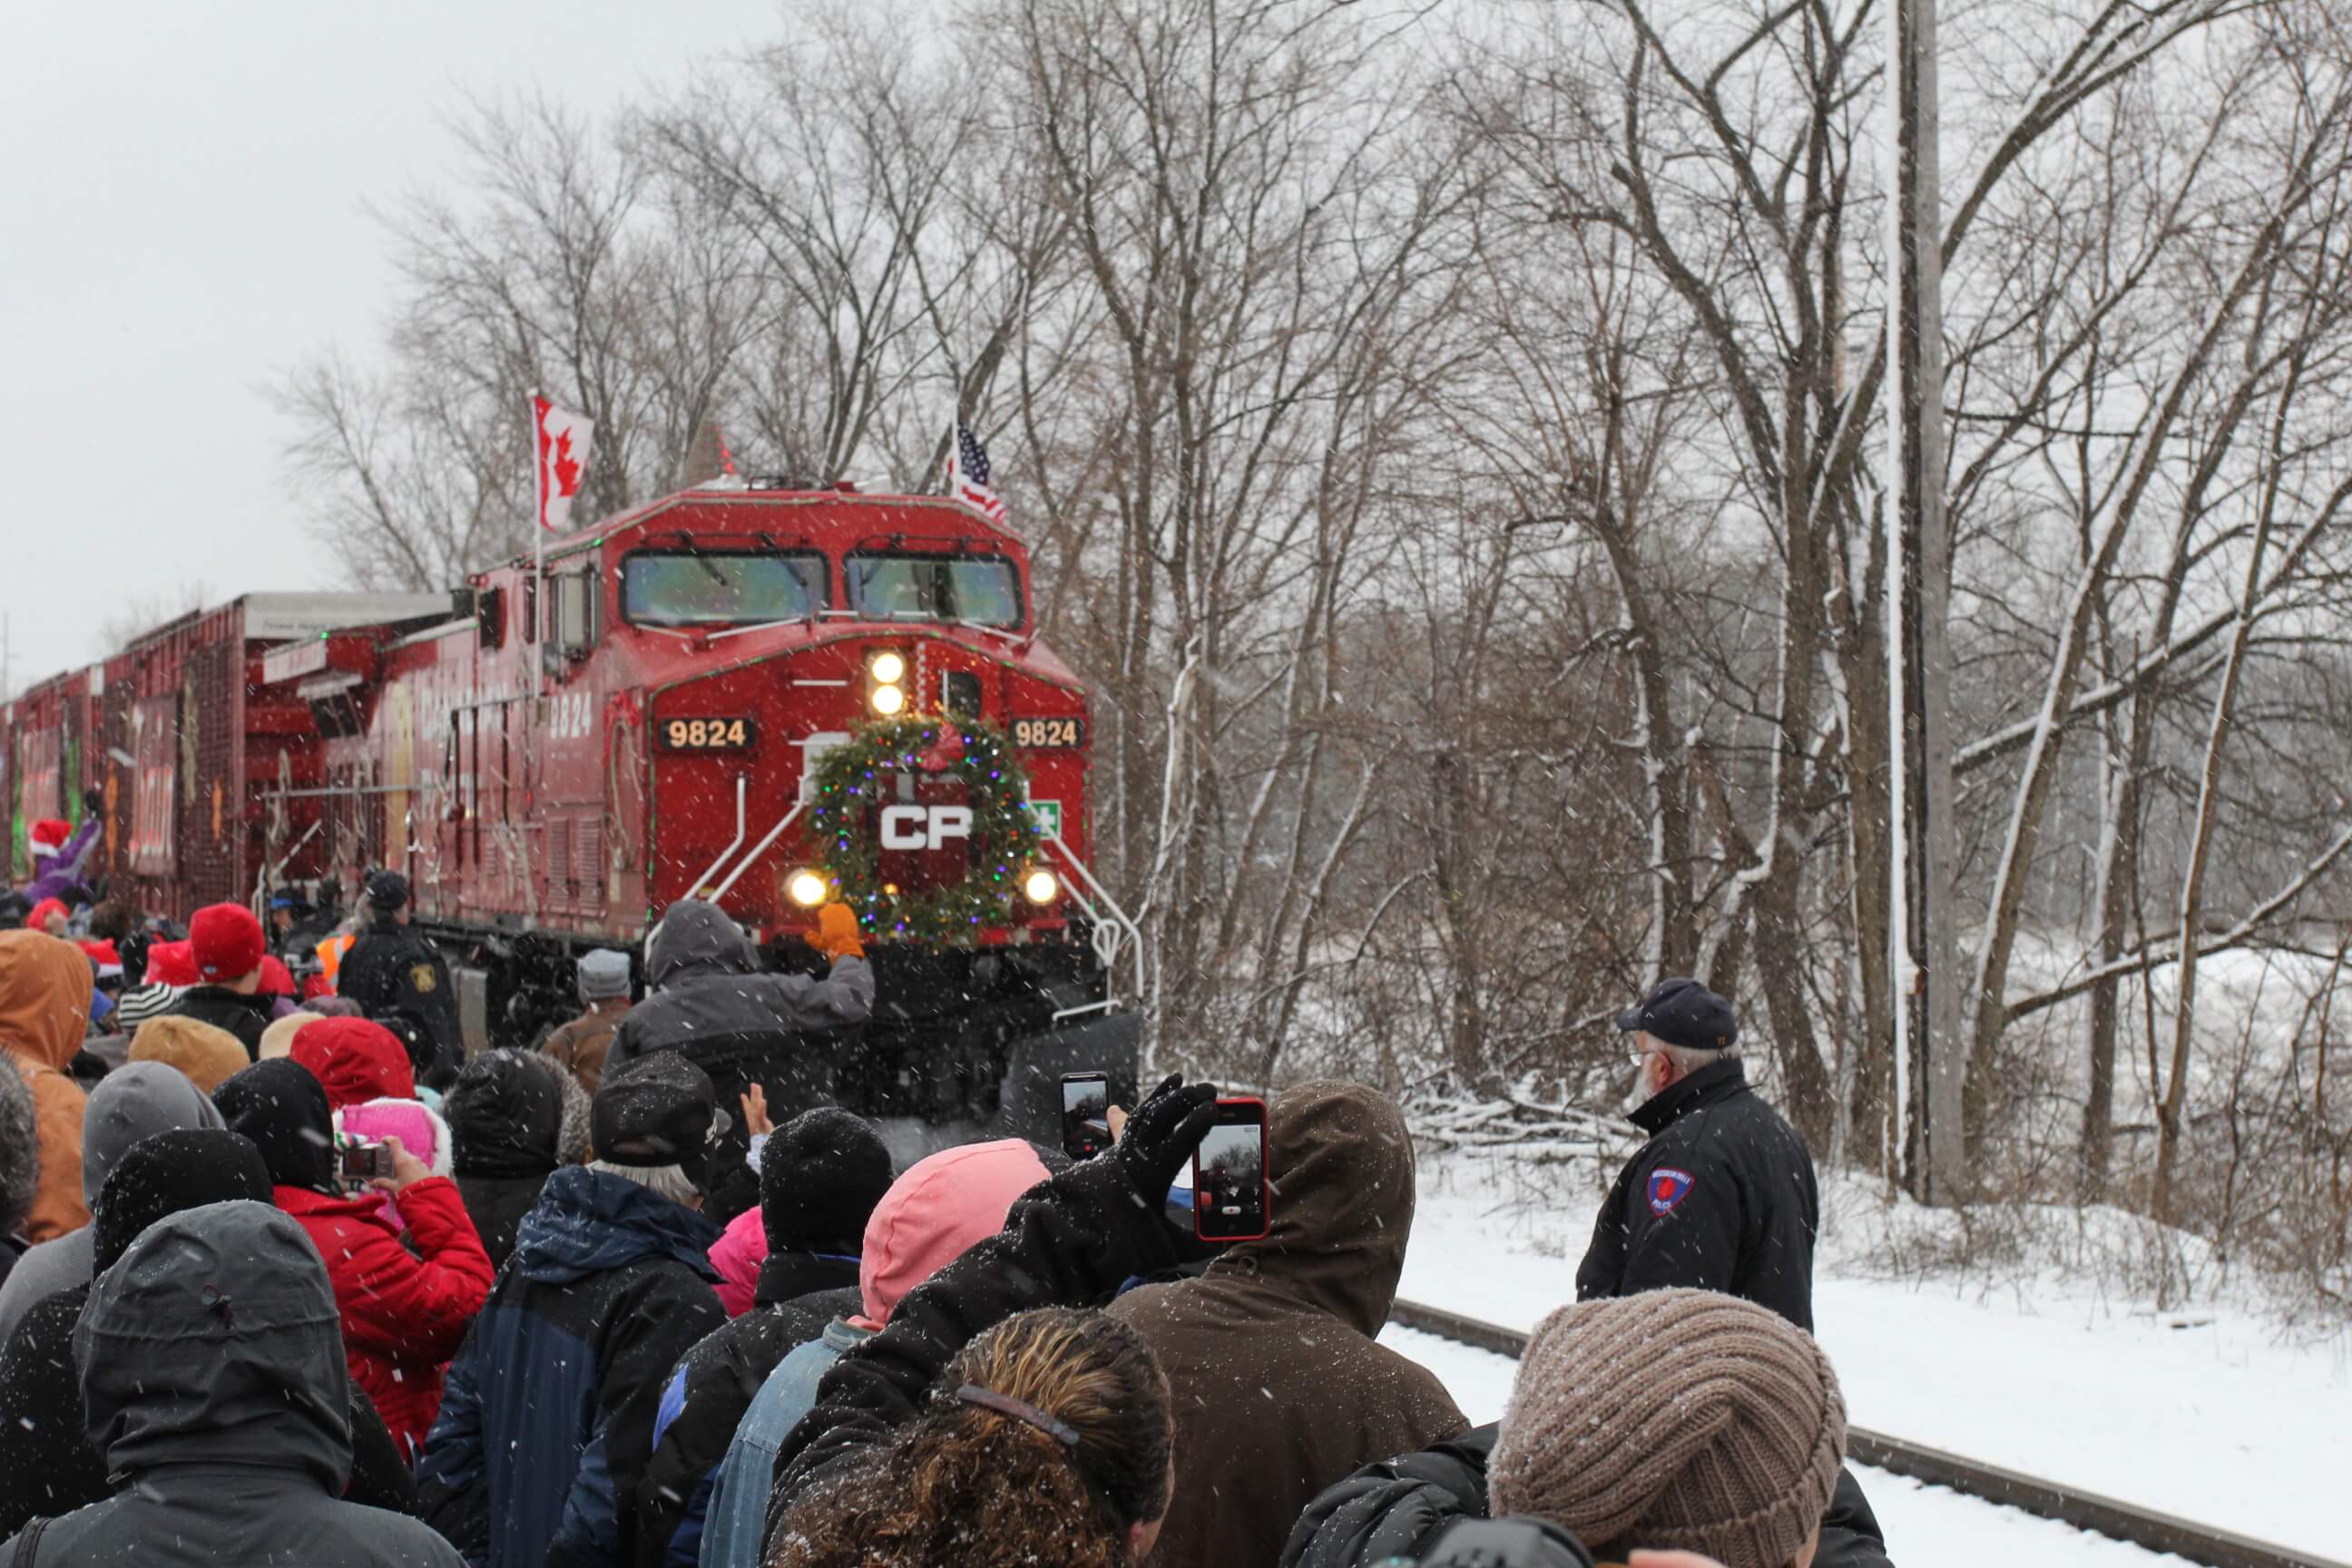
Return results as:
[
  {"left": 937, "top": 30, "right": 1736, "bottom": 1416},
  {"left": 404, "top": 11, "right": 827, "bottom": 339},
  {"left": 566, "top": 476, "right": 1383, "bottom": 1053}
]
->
[{"left": 20, "top": 816, "right": 102, "bottom": 904}]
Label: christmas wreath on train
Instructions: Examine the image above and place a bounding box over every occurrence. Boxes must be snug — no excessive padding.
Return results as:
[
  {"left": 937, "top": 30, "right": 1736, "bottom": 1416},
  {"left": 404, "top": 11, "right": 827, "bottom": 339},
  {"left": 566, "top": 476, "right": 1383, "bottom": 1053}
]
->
[{"left": 806, "top": 713, "right": 1050, "bottom": 946}]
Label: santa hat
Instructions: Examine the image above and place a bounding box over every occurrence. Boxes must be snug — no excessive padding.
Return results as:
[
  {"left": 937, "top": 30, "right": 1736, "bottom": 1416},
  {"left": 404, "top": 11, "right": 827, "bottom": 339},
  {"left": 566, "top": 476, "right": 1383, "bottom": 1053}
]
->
[
  {"left": 76, "top": 939, "right": 123, "bottom": 979},
  {"left": 24, "top": 897, "right": 68, "bottom": 932},
  {"left": 26, "top": 819, "right": 70, "bottom": 860}
]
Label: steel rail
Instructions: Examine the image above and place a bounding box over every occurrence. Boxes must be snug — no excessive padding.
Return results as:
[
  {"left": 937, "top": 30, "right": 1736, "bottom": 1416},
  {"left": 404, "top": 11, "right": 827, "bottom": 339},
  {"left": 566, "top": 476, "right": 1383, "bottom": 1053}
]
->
[{"left": 1386, "top": 1298, "right": 2345, "bottom": 1568}]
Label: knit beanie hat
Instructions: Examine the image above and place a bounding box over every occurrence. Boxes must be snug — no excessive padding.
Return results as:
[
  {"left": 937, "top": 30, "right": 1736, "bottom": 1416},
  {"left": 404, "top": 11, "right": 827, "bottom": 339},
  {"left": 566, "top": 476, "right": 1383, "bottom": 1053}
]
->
[
  {"left": 1487, "top": 1290, "right": 1846, "bottom": 1568},
  {"left": 592, "top": 1053, "right": 716, "bottom": 1186},
  {"left": 577, "top": 947, "right": 632, "bottom": 1002},
  {"left": 761, "top": 1106, "right": 895, "bottom": 1252},
  {"left": 130, "top": 1014, "right": 253, "bottom": 1094},
  {"left": 93, "top": 1127, "right": 274, "bottom": 1272},
  {"left": 190, "top": 903, "right": 267, "bottom": 984}
]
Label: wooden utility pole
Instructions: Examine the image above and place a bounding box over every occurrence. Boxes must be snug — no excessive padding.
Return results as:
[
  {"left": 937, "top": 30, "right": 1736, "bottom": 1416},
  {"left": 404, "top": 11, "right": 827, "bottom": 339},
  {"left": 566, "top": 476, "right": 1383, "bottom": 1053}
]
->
[{"left": 1885, "top": 0, "right": 1966, "bottom": 1201}]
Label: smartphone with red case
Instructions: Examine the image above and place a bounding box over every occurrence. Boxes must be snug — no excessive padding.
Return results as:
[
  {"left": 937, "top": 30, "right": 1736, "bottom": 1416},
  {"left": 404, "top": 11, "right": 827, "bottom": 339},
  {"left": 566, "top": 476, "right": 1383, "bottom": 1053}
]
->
[{"left": 1191, "top": 1097, "right": 1269, "bottom": 1242}]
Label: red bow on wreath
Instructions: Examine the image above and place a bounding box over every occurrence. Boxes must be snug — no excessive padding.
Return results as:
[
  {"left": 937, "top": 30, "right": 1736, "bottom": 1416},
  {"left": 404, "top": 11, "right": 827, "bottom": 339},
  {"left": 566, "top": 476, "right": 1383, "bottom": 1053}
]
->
[{"left": 916, "top": 727, "right": 967, "bottom": 773}]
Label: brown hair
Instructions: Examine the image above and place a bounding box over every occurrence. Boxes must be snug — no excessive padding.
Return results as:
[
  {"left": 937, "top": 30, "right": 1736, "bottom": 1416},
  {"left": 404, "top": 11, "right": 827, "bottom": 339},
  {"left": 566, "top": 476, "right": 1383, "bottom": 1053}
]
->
[{"left": 769, "top": 1308, "right": 1172, "bottom": 1568}]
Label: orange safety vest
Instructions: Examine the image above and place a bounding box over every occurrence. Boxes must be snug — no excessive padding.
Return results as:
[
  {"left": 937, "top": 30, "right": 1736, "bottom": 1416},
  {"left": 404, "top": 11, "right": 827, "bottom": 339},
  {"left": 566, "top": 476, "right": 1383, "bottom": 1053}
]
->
[{"left": 316, "top": 932, "right": 356, "bottom": 987}]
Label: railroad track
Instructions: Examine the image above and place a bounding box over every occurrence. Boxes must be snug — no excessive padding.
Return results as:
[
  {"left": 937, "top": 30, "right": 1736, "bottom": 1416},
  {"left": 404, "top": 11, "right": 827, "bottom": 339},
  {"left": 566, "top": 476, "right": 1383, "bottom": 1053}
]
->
[{"left": 1387, "top": 1298, "right": 2344, "bottom": 1568}]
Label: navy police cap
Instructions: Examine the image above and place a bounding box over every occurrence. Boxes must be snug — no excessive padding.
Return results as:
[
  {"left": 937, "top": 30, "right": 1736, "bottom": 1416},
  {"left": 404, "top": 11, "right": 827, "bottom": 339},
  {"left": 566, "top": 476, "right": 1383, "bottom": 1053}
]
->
[{"left": 1615, "top": 976, "right": 1738, "bottom": 1052}]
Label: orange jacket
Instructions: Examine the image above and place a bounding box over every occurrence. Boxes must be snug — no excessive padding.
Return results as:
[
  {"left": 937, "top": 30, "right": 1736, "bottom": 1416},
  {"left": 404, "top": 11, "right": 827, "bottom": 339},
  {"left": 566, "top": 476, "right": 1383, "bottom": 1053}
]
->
[{"left": 0, "top": 931, "right": 95, "bottom": 1241}]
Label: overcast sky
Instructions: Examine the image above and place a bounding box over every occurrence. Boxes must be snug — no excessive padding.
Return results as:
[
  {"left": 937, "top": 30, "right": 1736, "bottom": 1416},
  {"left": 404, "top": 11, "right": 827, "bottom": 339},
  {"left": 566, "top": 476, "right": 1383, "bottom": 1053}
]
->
[{"left": 1, "top": 3, "right": 774, "bottom": 694}]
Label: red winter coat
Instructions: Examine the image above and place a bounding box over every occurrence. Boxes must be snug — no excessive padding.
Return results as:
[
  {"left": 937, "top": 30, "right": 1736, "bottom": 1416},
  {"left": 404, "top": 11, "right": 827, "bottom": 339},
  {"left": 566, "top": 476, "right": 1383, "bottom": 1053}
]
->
[{"left": 277, "top": 1176, "right": 495, "bottom": 1456}]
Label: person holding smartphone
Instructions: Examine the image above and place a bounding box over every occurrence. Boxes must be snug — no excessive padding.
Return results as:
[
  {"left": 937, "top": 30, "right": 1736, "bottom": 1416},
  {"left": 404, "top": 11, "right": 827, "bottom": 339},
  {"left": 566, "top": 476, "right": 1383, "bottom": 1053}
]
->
[{"left": 1108, "top": 1080, "right": 1466, "bottom": 1568}]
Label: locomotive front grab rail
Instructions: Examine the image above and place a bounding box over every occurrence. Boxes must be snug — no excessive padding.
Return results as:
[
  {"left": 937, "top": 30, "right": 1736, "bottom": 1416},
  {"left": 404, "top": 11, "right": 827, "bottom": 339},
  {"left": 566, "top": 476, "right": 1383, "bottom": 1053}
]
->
[
  {"left": 1044, "top": 830, "right": 1147, "bottom": 1014},
  {"left": 689, "top": 776, "right": 749, "bottom": 897},
  {"left": 708, "top": 801, "right": 807, "bottom": 903}
]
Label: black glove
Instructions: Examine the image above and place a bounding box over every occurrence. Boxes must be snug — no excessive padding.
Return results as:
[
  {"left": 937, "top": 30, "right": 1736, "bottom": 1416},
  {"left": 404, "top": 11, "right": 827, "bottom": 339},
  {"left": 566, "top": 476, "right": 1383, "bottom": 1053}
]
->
[
  {"left": 83, "top": 787, "right": 104, "bottom": 815},
  {"left": 1113, "top": 1073, "right": 1220, "bottom": 1203}
]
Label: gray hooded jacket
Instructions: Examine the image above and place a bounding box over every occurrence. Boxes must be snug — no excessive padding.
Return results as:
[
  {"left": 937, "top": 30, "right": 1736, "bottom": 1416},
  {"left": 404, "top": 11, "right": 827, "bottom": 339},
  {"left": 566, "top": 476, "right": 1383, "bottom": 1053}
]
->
[
  {"left": 0, "top": 1062, "right": 224, "bottom": 1345},
  {"left": 601, "top": 902, "right": 872, "bottom": 1218},
  {"left": 0, "top": 1200, "right": 463, "bottom": 1568}
]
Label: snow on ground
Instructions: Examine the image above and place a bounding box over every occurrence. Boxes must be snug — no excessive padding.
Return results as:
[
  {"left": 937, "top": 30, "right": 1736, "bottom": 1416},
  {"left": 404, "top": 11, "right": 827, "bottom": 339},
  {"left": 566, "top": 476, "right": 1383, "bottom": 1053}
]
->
[
  {"left": 1380, "top": 1326, "right": 2198, "bottom": 1568},
  {"left": 1400, "top": 1145, "right": 2351, "bottom": 1561}
]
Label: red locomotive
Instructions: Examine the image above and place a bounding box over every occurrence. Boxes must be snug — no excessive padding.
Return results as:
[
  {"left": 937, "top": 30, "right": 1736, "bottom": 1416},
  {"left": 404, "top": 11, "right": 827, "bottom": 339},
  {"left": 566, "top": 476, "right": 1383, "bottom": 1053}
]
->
[{"left": 3, "top": 479, "right": 1142, "bottom": 1132}]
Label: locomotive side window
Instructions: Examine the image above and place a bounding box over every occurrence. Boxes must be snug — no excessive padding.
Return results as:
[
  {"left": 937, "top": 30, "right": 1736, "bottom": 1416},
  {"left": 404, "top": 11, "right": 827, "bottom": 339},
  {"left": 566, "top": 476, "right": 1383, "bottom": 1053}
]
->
[
  {"left": 622, "top": 552, "right": 825, "bottom": 627},
  {"left": 847, "top": 554, "right": 1021, "bottom": 628}
]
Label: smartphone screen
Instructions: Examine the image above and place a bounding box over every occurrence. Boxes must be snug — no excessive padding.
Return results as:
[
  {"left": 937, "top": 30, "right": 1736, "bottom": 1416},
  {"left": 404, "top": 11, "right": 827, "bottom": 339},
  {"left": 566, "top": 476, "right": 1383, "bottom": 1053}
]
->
[
  {"left": 1191, "top": 1098, "right": 1269, "bottom": 1241},
  {"left": 1061, "top": 1073, "right": 1111, "bottom": 1161}
]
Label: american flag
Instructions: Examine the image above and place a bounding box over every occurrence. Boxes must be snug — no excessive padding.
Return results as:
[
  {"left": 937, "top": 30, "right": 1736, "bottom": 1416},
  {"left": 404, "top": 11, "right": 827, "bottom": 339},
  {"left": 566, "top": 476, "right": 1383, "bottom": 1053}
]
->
[{"left": 946, "top": 418, "right": 1008, "bottom": 524}]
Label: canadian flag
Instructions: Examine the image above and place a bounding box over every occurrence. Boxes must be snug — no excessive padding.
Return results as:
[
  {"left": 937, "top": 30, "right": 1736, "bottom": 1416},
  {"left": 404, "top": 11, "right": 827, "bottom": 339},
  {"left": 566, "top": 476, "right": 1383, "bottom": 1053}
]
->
[{"left": 534, "top": 395, "right": 595, "bottom": 534}]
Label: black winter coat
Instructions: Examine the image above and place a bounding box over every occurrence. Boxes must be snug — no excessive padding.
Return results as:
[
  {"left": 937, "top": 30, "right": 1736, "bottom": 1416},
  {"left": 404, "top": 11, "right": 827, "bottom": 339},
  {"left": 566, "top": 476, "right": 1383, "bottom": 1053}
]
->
[
  {"left": 0, "top": 1280, "right": 418, "bottom": 1537},
  {"left": 1280, "top": 1422, "right": 1895, "bottom": 1568},
  {"left": 446, "top": 1048, "right": 570, "bottom": 1270},
  {"left": 1576, "top": 1057, "right": 1820, "bottom": 1330},
  {"left": 0, "top": 1201, "right": 460, "bottom": 1568},
  {"left": 338, "top": 923, "right": 466, "bottom": 1086},
  {"left": 171, "top": 985, "right": 277, "bottom": 1059},
  {"left": 456, "top": 1173, "right": 547, "bottom": 1270},
  {"left": 633, "top": 1250, "right": 860, "bottom": 1568}
]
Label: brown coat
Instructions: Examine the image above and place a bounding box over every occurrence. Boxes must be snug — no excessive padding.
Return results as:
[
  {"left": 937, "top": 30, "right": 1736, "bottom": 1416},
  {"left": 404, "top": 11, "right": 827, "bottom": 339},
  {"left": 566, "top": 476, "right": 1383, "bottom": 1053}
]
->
[
  {"left": 1109, "top": 1081, "right": 1467, "bottom": 1568},
  {"left": 540, "top": 999, "right": 630, "bottom": 1095},
  {"left": 0, "top": 932, "right": 95, "bottom": 1241}
]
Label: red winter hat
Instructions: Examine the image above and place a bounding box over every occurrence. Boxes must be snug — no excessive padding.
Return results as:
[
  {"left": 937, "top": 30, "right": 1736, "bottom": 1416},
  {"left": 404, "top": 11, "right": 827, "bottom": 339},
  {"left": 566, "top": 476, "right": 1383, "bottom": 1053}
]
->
[
  {"left": 190, "top": 903, "right": 266, "bottom": 984},
  {"left": 289, "top": 1015, "right": 416, "bottom": 1109},
  {"left": 76, "top": 939, "right": 122, "bottom": 979},
  {"left": 26, "top": 819, "right": 70, "bottom": 859},
  {"left": 24, "top": 898, "right": 68, "bottom": 933},
  {"left": 258, "top": 955, "right": 297, "bottom": 997},
  {"left": 144, "top": 940, "right": 200, "bottom": 986}
]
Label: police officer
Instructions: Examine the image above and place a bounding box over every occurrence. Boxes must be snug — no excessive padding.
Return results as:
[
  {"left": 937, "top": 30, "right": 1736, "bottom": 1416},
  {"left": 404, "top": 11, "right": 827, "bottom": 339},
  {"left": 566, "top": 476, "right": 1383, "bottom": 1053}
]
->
[
  {"left": 1575, "top": 976, "right": 1820, "bottom": 1330},
  {"left": 335, "top": 870, "right": 465, "bottom": 1089}
]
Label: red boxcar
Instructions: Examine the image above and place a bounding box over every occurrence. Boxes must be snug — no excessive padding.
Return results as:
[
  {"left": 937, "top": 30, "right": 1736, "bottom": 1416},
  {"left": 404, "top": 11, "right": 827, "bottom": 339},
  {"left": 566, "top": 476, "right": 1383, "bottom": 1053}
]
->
[{"left": 5, "top": 593, "right": 453, "bottom": 908}]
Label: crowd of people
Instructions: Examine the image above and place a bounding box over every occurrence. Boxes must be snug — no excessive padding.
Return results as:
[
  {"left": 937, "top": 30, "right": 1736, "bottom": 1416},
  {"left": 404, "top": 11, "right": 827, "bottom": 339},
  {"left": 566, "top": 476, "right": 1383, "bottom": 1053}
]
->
[{"left": 0, "top": 819, "right": 1896, "bottom": 1568}]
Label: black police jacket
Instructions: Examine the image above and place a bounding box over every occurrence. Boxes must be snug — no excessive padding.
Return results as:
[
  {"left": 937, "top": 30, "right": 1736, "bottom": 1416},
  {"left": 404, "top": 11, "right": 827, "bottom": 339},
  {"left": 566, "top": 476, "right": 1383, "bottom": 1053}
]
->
[
  {"left": 1575, "top": 1056, "right": 1820, "bottom": 1330},
  {"left": 337, "top": 926, "right": 465, "bottom": 1086}
]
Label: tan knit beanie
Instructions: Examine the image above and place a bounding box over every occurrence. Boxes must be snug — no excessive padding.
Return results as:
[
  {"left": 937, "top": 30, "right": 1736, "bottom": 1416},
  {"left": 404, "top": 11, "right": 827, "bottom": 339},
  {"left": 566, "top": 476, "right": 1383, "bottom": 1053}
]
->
[
  {"left": 1488, "top": 1290, "right": 1846, "bottom": 1568},
  {"left": 129, "top": 1015, "right": 251, "bottom": 1095}
]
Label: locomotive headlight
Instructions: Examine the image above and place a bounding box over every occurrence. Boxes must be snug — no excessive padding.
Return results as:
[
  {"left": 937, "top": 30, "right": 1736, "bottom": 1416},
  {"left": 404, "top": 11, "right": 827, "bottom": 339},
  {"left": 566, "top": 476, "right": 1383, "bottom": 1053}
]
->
[
  {"left": 868, "top": 650, "right": 906, "bottom": 685},
  {"left": 871, "top": 682, "right": 906, "bottom": 715},
  {"left": 1023, "top": 868, "right": 1059, "bottom": 905},
  {"left": 788, "top": 869, "right": 829, "bottom": 907}
]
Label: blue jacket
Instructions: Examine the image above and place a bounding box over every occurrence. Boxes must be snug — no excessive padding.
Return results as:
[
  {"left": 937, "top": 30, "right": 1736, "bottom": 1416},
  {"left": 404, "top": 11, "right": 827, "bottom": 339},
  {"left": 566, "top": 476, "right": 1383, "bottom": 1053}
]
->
[
  {"left": 699, "top": 1318, "right": 870, "bottom": 1568},
  {"left": 416, "top": 1167, "right": 723, "bottom": 1568}
]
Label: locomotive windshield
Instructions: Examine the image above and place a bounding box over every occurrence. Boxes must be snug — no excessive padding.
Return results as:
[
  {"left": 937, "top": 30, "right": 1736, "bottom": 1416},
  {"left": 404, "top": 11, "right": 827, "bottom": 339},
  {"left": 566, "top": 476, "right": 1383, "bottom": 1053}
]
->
[
  {"left": 622, "top": 552, "right": 825, "bottom": 626},
  {"left": 847, "top": 553, "right": 1021, "bottom": 628}
]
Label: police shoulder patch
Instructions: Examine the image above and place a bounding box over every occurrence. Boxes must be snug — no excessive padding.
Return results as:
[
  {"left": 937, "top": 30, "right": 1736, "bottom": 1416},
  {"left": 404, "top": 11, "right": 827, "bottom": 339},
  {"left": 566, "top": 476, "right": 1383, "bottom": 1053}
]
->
[
  {"left": 409, "top": 963, "right": 438, "bottom": 994},
  {"left": 1646, "top": 1165, "right": 1695, "bottom": 1215}
]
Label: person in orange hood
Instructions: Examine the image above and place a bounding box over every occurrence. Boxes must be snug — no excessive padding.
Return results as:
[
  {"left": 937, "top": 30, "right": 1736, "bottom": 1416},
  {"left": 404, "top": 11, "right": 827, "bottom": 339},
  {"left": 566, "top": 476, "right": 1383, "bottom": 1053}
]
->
[{"left": 0, "top": 931, "right": 96, "bottom": 1240}]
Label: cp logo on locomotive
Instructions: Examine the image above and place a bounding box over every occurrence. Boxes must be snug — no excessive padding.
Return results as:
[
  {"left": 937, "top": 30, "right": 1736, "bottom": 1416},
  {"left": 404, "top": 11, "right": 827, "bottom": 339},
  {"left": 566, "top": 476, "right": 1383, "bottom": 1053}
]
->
[{"left": 878, "top": 804, "right": 975, "bottom": 850}]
